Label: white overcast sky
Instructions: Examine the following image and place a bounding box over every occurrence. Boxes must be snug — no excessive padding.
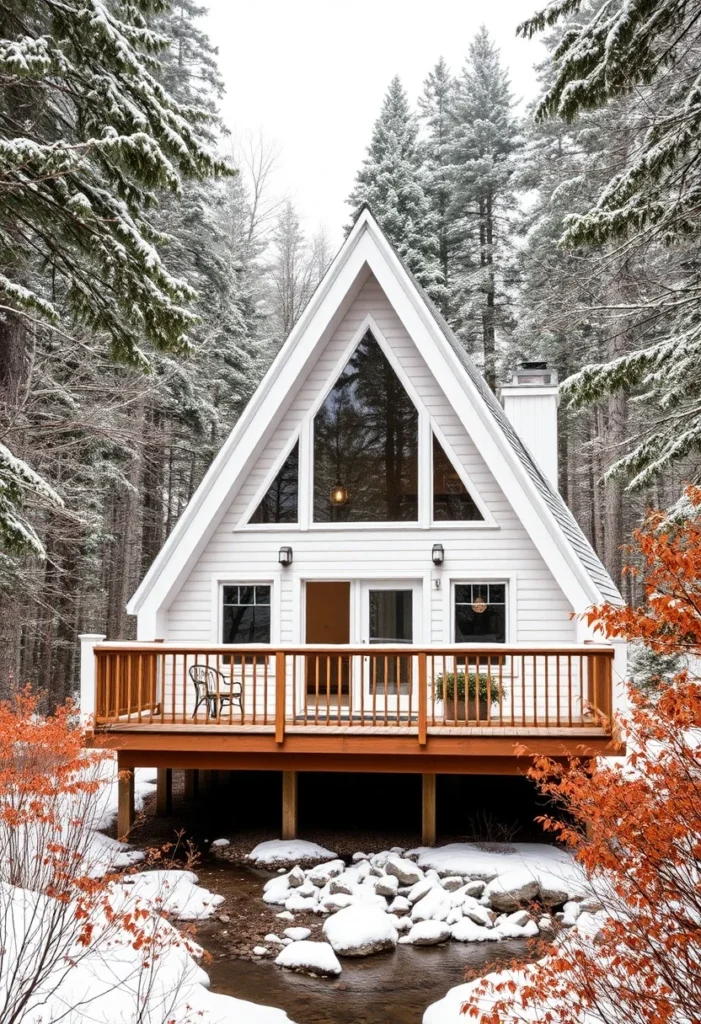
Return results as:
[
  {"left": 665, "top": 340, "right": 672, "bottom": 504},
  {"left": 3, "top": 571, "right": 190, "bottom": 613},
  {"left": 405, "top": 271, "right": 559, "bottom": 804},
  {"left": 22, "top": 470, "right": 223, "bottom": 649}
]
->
[{"left": 203, "top": 0, "right": 545, "bottom": 245}]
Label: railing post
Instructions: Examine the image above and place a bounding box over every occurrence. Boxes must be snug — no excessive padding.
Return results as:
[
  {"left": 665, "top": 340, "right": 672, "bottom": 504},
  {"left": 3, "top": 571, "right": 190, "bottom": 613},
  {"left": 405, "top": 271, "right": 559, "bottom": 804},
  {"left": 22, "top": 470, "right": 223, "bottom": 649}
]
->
[
  {"left": 79, "top": 633, "right": 105, "bottom": 726},
  {"left": 275, "top": 651, "right": 286, "bottom": 744},
  {"left": 418, "top": 651, "right": 427, "bottom": 746}
]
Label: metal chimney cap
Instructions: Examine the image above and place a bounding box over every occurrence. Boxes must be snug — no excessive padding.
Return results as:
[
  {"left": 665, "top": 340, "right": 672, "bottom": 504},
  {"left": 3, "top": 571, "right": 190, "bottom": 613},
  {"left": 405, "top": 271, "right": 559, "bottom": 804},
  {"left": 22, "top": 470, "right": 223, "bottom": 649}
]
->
[{"left": 512, "top": 361, "right": 558, "bottom": 386}]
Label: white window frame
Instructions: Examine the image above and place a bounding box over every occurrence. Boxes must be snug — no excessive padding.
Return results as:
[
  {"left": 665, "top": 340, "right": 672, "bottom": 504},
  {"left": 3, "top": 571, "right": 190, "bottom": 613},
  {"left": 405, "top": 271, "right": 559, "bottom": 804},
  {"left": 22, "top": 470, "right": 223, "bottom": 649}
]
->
[
  {"left": 211, "top": 574, "right": 279, "bottom": 645},
  {"left": 445, "top": 574, "right": 516, "bottom": 646}
]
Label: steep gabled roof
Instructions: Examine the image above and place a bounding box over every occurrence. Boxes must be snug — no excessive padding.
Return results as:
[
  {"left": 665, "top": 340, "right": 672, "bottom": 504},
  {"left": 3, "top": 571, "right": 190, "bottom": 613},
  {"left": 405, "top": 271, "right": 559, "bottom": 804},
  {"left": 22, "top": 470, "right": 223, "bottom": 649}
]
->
[{"left": 128, "top": 208, "right": 621, "bottom": 632}]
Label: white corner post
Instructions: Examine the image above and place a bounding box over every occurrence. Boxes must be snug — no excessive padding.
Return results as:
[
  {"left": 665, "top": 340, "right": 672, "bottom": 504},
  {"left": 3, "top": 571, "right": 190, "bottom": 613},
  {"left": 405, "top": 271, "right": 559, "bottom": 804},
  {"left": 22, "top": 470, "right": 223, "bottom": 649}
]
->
[{"left": 79, "top": 633, "right": 106, "bottom": 724}]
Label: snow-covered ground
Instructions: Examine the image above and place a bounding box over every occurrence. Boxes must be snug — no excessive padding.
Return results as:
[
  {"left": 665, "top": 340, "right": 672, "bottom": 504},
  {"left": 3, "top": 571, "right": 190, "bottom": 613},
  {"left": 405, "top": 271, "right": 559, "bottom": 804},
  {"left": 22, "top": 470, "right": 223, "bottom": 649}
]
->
[{"left": 0, "top": 754, "right": 296, "bottom": 1024}]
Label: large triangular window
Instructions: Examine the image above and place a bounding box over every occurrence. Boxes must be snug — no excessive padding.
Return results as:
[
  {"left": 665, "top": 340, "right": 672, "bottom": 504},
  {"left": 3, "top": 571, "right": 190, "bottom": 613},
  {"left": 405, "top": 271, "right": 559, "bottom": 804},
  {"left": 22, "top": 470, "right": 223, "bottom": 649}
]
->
[
  {"left": 313, "top": 330, "right": 419, "bottom": 522},
  {"left": 248, "top": 442, "right": 299, "bottom": 524},
  {"left": 432, "top": 434, "right": 483, "bottom": 521}
]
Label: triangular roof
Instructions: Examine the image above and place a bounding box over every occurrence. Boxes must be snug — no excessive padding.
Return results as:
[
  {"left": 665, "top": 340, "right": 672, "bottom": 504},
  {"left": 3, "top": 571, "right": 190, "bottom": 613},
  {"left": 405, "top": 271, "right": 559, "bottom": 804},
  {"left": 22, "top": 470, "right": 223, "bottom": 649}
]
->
[{"left": 128, "top": 208, "right": 621, "bottom": 630}]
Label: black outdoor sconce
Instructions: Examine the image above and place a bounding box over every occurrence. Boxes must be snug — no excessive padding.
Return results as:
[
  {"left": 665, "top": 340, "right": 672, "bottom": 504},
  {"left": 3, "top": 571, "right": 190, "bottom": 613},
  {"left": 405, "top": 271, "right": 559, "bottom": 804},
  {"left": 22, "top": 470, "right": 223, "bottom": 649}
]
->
[
  {"left": 432, "top": 543, "right": 444, "bottom": 566},
  {"left": 278, "top": 546, "right": 293, "bottom": 567}
]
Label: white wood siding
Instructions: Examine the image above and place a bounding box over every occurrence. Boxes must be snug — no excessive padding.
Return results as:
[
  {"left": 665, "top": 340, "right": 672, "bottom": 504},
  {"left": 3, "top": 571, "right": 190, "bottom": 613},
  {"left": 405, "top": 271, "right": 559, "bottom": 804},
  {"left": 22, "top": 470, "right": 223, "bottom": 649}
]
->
[{"left": 166, "top": 274, "right": 575, "bottom": 646}]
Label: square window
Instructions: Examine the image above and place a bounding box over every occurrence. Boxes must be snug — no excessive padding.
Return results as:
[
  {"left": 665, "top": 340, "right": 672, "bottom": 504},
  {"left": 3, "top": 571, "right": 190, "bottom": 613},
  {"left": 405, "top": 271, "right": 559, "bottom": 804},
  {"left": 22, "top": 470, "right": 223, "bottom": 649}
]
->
[
  {"left": 238, "top": 586, "right": 255, "bottom": 605},
  {"left": 454, "top": 582, "right": 507, "bottom": 644},
  {"left": 255, "top": 585, "right": 271, "bottom": 605},
  {"left": 222, "top": 585, "right": 238, "bottom": 605}
]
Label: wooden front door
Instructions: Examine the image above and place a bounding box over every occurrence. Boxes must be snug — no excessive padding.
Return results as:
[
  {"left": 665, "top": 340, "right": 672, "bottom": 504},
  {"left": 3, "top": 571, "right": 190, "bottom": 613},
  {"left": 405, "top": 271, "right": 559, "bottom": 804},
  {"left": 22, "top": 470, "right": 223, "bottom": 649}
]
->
[{"left": 305, "top": 581, "right": 351, "bottom": 706}]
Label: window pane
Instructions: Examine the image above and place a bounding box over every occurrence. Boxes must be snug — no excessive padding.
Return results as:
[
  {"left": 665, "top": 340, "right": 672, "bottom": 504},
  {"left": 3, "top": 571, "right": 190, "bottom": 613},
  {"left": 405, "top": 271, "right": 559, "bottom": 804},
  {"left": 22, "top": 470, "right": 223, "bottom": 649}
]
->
[
  {"left": 255, "top": 585, "right": 271, "bottom": 605},
  {"left": 455, "top": 603, "right": 506, "bottom": 643},
  {"left": 455, "top": 584, "right": 471, "bottom": 604},
  {"left": 222, "top": 585, "right": 238, "bottom": 605},
  {"left": 249, "top": 442, "right": 299, "bottom": 524},
  {"left": 369, "top": 590, "right": 413, "bottom": 643},
  {"left": 313, "top": 330, "right": 418, "bottom": 522},
  {"left": 489, "top": 584, "right": 505, "bottom": 604},
  {"left": 223, "top": 605, "right": 271, "bottom": 644},
  {"left": 432, "top": 435, "right": 483, "bottom": 521},
  {"left": 238, "top": 586, "right": 254, "bottom": 605}
]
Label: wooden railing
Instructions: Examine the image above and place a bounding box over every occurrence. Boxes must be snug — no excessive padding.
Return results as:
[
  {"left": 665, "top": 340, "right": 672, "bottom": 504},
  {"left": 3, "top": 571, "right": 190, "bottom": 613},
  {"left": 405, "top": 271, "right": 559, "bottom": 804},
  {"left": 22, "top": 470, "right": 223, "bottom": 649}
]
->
[{"left": 92, "top": 643, "right": 614, "bottom": 739}]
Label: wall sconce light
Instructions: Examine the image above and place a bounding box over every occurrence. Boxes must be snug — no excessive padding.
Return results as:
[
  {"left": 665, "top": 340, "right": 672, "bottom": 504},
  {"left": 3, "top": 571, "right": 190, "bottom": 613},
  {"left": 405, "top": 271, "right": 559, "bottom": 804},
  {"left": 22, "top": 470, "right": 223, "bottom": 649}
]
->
[
  {"left": 278, "top": 546, "right": 293, "bottom": 567},
  {"left": 432, "top": 543, "right": 444, "bottom": 566}
]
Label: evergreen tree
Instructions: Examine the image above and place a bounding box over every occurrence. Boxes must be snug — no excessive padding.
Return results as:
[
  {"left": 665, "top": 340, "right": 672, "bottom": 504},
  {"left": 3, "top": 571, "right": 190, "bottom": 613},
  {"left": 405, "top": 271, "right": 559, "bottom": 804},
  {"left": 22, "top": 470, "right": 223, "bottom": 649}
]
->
[
  {"left": 519, "top": 0, "right": 701, "bottom": 489},
  {"left": 348, "top": 76, "right": 442, "bottom": 297},
  {"left": 418, "top": 58, "right": 457, "bottom": 313},
  {"left": 448, "top": 28, "right": 520, "bottom": 390}
]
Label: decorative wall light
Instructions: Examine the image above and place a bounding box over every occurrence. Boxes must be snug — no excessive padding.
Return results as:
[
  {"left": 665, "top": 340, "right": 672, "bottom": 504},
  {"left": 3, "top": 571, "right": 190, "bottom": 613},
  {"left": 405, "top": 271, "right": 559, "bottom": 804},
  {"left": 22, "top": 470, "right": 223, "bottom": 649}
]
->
[
  {"left": 330, "top": 481, "right": 349, "bottom": 506},
  {"left": 432, "top": 543, "right": 445, "bottom": 566},
  {"left": 278, "top": 546, "right": 293, "bottom": 567}
]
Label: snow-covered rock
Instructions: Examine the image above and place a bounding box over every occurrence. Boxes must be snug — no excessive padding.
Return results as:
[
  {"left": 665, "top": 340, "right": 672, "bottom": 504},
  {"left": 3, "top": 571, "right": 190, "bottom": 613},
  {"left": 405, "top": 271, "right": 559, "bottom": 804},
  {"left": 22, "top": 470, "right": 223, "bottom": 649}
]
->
[
  {"left": 265, "top": 933, "right": 284, "bottom": 944},
  {"left": 248, "top": 840, "right": 337, "bottom": 868},
  {"left": 389, "top": 895, "right": 411, "bottom": 914},
  {"left": 406, "top": 920, "right": 451, "bottom": 945},
  {"left": 484, "top": 869, "right": 540, "bottom": 912},
  {"left": 465, "top": 880, "right": 486, "bottom": 898},
  {"left": 451, "top": 918, "right": 501, "bottom": 942},
  {"left": 497, "top": 912, "right": 539, "bottom": 939},
  {"left": 284, "top": 927, "right": 311, "bottom": 941},
  {"left": 562, "top": 900, "right": 582, "bottom": 926},
  {"left": 276, "top": 910, "right": 295, "bottom": 921},
  {"left": 287, "top": 865, "right": 305, "bottom": 888},
  {"left": 539, "top": 872, "right": 571, "bottom": 907},
  {"left": 322, "top": 893, "right": 355, "bottom": 911},
  {"left": 307, "top": 859, "right": 345, "bottom": 886},
  {"left": 441, "top": 875, "right": 465, "bottom": 892},
  {"left": 285, "top": 894, "right": 318, "bottom": 912},
  {"left": 445, "top": 907, "right": 462, "bottom": 926},
  {"left": 376, "top": 875, "right": 399, "bottom": 897},
  {"left": 275, "top": 940, "right": 342, "bottom": 976},
  {"left": 464, "top": 905, "right": 496, "bottom": 928},
  {"left": 411, "top": 887, "right": 450, "bottom": 923},
  {"left": 253, "top": 945, "right": 269, "bottom": 956},
  {"left": 352, "top": 852, "right": 368, "bottom": 862},
  {"left": 323, "top": 905, "right": 398, "bottom": 956},
  {"left": 329, "top": 875, "right": 354, "bottom": 895},
  {"left": 408, "top": 877, "right": 435, "bottom": 904},
  {"left": 210, "top": 838, "right": 230, "bottom": 849},
  {"left": 385, "top": 855, "right": 423, "bottom": 886}
]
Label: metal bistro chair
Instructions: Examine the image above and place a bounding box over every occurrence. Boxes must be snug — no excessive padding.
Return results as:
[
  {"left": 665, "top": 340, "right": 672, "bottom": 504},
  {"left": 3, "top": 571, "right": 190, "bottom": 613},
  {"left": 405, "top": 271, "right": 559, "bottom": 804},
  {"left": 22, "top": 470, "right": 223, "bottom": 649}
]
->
[{"left": 189, "top": 663, "right": 242, "bottom": 719}]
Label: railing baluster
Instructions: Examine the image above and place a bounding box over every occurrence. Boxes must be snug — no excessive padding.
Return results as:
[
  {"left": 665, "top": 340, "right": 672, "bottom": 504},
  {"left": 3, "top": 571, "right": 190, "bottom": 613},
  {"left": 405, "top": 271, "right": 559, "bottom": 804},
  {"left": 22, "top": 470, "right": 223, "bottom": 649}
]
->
[
  {"left": 326, "top": 655, "right": 331, "bottom": 726},
  {"left": 533, "top": 654, "right": 537, "bottom": 727}
]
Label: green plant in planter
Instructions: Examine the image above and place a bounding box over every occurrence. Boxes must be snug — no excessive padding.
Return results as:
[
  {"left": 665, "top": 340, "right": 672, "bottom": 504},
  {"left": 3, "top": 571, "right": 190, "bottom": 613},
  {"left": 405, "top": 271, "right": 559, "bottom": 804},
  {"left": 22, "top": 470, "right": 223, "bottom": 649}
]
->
[{"left": 435, "top": 671, "right": 503, "bottom": 705}]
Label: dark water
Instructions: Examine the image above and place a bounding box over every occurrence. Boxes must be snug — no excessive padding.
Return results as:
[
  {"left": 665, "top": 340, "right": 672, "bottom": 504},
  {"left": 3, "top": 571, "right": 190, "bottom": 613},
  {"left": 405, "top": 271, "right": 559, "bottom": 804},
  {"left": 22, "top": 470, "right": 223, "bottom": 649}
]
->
[
  {"left": 192, "top": 862, "right": 528, "bottom": 1024},
  {"left": 205, "top": 939, "right": 527, "bottom": 1024}
]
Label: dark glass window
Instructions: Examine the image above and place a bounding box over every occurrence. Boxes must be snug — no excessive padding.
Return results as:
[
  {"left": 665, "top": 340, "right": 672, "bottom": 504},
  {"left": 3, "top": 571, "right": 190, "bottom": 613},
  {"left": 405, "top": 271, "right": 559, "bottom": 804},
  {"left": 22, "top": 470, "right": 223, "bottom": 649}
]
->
[
  {"left": 313, "top": 330, "right": 419, "bottom": 522},
  {"left": 455, "top": 583, "right": 506, "bottom": 643},
  {"left": 222, "top": 585, "right": 271, "bottom": 644},
  {"left": 249, "top": 443, "right": 298, "bottom": 524},
  {"left": 433, "top": 435, "right": 483, "bottom": 521}
]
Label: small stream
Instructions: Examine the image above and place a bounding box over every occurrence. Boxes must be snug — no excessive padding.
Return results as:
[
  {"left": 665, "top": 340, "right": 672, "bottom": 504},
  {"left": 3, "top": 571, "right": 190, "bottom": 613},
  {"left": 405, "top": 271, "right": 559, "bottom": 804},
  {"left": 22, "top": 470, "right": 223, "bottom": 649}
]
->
[{"left": 193, "top": 862, "right": 529, "bottom": 1024}]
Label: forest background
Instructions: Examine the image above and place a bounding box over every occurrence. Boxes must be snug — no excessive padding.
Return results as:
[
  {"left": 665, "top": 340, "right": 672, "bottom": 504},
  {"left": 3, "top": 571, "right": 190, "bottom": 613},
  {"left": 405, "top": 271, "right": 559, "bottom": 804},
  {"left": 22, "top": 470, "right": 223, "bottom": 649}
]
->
[{"left": 2, "top": 0, "right": 696, "bottom": 703}]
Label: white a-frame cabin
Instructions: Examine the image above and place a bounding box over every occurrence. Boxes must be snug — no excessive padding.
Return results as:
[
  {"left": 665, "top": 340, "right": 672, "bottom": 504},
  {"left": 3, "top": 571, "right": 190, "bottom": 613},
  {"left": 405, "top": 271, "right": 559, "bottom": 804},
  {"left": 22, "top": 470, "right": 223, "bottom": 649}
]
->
[{"left": 81, "top": 207, "right": 626, "bottom": 841}]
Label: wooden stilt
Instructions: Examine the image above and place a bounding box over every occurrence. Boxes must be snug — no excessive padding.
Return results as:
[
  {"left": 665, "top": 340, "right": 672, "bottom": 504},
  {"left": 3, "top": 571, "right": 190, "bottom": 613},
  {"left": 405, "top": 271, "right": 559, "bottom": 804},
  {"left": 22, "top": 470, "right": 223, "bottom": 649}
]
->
[
  {"left": 156, "top": 767, "right": 172, "bottom": 815},
  {"left": 422, "top": 773, "right": 437, "bottom": 846},
  {"left": 117, "top": 761, "right": 135, "bottom": 840},
  {"left": 282, "top": 771, "right": 297, "bottom": 840}
]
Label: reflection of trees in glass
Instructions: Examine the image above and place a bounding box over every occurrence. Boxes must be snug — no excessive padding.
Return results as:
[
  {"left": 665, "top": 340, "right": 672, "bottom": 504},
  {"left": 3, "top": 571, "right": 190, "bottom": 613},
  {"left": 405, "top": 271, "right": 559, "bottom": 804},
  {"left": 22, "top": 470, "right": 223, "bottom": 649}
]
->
[
  {"left": 432, "top": 435, "right": 483, "bottom": 521},
  {"left": 314, "top": 331, "right": 418, "bottom": 522},
  {"left": 249, "top": 442, "right": 299, "bottom": 523}
]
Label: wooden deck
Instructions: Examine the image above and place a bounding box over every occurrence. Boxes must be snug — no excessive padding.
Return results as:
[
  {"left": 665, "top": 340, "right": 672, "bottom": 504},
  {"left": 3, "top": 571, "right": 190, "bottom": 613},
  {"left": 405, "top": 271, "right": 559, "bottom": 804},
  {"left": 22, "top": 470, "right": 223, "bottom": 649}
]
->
[{"left": 86, "top": 641, "right": 620, "bottom": 769}]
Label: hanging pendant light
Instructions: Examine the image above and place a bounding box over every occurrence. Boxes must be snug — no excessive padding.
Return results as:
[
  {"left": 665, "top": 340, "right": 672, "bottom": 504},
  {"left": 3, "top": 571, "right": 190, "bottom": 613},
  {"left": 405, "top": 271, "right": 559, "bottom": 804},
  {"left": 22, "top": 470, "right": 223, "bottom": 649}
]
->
[{"left": 330, "top": 480, "right": 349, "bottom": 506}]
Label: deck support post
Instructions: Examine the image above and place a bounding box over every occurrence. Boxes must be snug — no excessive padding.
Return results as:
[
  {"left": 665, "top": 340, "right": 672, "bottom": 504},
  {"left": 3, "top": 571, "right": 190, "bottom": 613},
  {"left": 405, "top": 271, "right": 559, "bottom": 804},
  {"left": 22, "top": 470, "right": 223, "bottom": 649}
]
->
[
  {"left": 117, "top": 759, "right": 135, "bottom": 839},
  {"left": 156, "top": 768, "right": 172, "bottom": 815},
  {"left": 183, "top": 769, "right": 198, "bottom": 800},
  {"left": 282, "top": 771, "right": 297, "bottom": 840},
  {"left": 422, "top": 773, "right": 437, "bottom": 847}
]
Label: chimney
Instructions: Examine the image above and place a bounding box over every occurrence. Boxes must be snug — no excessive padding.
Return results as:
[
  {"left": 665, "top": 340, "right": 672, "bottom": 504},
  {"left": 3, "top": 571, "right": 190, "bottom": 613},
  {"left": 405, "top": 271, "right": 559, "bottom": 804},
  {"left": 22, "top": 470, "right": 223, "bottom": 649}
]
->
[{"left": 499, "top": 362, "right": 560, "bottom": 489}]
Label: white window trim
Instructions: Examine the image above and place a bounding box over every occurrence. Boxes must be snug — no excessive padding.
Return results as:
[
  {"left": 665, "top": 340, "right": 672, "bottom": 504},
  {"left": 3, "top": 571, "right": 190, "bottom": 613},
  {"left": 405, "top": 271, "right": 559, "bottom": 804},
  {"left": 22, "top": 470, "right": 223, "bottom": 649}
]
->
[
  {"left": 210, "top": 574, "right": 279, "bottom": 645},
  {"left": 444, "top": 573, "right": 517, "bottom": 645}
]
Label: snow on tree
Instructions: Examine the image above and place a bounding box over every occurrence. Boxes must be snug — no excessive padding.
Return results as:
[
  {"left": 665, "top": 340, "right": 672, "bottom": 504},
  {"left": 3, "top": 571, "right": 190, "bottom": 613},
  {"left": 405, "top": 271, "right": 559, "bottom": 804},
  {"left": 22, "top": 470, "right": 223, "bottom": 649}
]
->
[
  {"left": 347, "top": 76, "right": 442, "bottom": 298},
  {"left": 447, "top": 27, "right": 520, "bottom": 390},
  {"left": 519, "top": 0, "right": 701, "bottom": 489},
  {"left": 418, "top": 57, "right": 457, "bottom": 313}
]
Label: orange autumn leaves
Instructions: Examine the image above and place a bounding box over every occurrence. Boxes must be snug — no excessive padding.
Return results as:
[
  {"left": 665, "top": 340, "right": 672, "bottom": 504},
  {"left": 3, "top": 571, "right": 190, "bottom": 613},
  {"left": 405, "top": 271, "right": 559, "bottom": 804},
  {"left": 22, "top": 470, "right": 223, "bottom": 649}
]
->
[{"left": 464, "top": 489, "right": 701, "bottom": 1024}]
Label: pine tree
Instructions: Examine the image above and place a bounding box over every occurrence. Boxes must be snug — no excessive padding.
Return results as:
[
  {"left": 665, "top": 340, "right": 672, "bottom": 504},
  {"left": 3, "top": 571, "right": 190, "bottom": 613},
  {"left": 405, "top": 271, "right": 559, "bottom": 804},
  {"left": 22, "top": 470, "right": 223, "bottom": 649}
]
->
[
  {"left": 348, "top": 76, "right": 442, "bottom": 297},
  {"left": 418, "top": 58, "right": 457, "bottom": 313},
  {"left": 448, "top": 28, "right": 520, "bottom": 390},
  {"left": 0, "top": 0, "right": 230, "bottom": 557},
  {"left": 519, "top": 0, "right": 701, "bottom": 488}
]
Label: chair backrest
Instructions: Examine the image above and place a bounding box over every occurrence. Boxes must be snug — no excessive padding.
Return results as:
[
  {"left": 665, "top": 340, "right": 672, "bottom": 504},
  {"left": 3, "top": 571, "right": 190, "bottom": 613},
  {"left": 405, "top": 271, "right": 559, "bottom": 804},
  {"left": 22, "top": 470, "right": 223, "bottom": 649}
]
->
[{"left": 188, "top": 663, "right": 220, "bottom": 696}]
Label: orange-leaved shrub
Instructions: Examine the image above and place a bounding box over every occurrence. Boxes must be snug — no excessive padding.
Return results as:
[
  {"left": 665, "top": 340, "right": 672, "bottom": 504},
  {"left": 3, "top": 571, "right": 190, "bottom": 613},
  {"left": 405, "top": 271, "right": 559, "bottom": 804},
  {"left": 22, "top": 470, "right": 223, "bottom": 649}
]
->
[
  {"left": 0, "top": 692, "right": 199, "bottom": 1023},
  {"left": 464, "top": 488, "right": 701, "bottom": 1024}
]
